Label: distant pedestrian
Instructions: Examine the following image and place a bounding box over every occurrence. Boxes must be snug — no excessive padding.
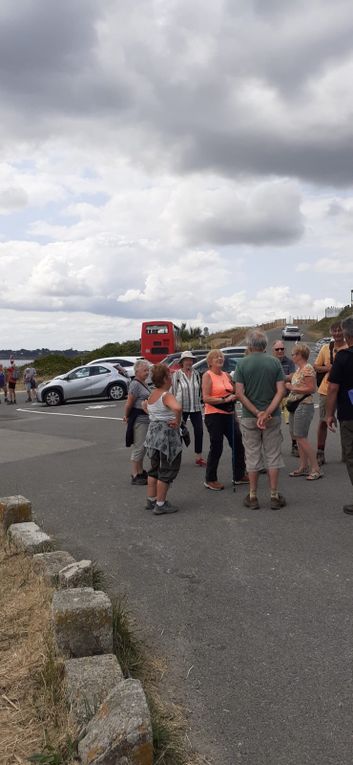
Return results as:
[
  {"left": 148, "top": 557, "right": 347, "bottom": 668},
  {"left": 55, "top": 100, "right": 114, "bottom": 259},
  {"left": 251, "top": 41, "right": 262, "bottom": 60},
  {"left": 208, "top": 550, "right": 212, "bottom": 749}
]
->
[
  {"left": 326, "top": 316, "right": 353, "bottom": 514},
  {"left": 23, "top": 366, "right": 37, "bottom": 402},
  {"left": 0, "top": 364, "right": 8, "bottom": 403},
  {"left": 7, "top": 359, "right": 19, "bottom": 404}
]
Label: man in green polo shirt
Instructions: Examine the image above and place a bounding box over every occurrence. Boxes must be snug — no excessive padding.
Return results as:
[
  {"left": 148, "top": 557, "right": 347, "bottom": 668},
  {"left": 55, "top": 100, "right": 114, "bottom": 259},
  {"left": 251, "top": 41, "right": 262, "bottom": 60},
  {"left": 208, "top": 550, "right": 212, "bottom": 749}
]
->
[{"left": 235, "top": 330, "right": 286, "bottom": 510}]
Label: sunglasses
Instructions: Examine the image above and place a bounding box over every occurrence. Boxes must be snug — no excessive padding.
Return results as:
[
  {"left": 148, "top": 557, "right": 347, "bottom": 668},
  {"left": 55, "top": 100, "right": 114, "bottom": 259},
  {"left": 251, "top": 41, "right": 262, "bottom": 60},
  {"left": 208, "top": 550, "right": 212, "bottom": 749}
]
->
[{"left": 274, "top": 347, "right": 285, "bottom": 351}]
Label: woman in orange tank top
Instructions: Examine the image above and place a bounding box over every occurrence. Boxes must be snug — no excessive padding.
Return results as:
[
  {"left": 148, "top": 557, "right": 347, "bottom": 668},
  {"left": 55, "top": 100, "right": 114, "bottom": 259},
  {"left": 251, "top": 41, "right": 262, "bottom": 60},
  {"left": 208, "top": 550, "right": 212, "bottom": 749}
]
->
[{"left": 202, "top": 350, "right": 247, "bottom": 491}]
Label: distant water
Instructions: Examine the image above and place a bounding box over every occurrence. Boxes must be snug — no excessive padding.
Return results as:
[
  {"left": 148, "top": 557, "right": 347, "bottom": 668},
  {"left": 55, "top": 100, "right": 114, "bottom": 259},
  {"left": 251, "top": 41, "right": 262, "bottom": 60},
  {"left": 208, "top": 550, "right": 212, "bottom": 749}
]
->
[{"left": 0, "top": 358, "right": 34, "bottom": 366}]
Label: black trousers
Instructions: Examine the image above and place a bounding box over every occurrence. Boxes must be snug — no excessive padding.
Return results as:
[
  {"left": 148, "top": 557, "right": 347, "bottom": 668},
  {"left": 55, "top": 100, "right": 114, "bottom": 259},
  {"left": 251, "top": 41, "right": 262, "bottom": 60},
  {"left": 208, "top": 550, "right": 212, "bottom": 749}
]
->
[
  {"left": 183, "top": 410, "right": 203, "bottom": 454},
  {"left": 205, "top": 413, "right": 246, "bottom": 482}
]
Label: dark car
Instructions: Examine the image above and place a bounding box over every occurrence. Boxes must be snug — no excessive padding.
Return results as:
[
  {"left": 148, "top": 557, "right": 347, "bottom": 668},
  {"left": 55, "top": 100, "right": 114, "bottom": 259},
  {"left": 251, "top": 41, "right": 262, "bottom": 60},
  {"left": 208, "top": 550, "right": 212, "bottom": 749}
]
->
[{"left": 161, "top": 350, "right": 210, "bottom": 373}]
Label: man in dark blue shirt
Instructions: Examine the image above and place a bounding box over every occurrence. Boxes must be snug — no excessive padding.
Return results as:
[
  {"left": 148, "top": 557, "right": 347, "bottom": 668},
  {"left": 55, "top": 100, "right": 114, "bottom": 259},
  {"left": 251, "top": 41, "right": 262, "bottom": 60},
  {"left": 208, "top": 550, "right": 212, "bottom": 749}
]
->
[
  {"left": 272, "top": 340, "right": 297, "bottom": 455},
  {"left": 327, "top": 316, "right": 353, "bottom": 514}
]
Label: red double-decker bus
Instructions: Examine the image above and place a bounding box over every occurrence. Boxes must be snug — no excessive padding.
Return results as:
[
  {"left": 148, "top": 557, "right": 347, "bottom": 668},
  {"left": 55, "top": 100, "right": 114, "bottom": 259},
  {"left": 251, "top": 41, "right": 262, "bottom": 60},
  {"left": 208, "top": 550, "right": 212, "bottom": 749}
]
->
[{"left": 141, "top": 320, "right": 181, "bottom": 364}]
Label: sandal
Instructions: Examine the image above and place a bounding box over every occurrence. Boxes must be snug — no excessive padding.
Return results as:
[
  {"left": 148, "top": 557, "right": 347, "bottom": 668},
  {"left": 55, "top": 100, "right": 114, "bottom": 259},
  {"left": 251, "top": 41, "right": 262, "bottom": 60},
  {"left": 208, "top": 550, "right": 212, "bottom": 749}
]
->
[
  {"left": 306, "top": 471, "right": 322, "bottom": 481},
  {"left": 289, "top": 468, "right": 309, "bottom": 477}
]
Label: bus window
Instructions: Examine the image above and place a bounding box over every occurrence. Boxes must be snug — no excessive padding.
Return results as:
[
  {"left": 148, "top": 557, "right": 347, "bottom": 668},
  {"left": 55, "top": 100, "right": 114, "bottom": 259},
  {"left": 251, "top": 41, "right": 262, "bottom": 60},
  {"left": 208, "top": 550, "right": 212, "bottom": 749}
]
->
[{"left": 141, "top": 321, "right": 181, "bottom": 363}]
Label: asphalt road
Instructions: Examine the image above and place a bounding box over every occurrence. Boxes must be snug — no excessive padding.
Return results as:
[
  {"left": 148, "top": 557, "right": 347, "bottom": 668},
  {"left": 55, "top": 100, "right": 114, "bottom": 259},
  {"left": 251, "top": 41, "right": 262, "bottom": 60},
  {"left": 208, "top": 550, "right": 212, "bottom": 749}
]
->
[{"left": 1, "top": 331, "right": 353, "bottom": 765}]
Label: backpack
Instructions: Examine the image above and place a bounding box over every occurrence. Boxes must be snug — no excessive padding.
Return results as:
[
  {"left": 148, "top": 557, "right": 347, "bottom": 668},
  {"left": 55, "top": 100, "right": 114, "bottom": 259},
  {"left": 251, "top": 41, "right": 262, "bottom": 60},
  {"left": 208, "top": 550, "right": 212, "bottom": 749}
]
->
[{"left": 316, "top": 341, "right": 334, "bottom": 387}]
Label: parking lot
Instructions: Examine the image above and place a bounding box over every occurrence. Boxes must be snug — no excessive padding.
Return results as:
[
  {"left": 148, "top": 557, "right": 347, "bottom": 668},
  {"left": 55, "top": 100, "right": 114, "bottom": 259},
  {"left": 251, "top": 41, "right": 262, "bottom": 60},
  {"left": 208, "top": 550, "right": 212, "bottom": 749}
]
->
[{"left": 1, "top": 335, "right": 353, "bottom": 765}]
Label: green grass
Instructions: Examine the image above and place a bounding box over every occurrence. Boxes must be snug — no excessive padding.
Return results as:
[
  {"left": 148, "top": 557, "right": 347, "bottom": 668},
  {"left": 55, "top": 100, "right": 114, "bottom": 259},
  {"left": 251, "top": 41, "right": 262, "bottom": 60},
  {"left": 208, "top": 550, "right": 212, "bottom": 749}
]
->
[
  {"left": 111, "top": 594, "right": 144, "bottom": 677},
  {"left": 306, "top": 304, "right": 353, "bottom": 338}
]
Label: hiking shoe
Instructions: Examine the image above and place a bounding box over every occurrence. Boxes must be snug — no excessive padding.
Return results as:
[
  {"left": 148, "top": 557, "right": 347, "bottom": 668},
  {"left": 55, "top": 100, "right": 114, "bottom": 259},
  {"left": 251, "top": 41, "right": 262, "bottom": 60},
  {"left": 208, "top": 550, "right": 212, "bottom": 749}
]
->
[
  {"left": 204, "top": 481, "right": 224, "bottom": 491},
  {"left": 316, "top": 450, "right": 326, "bottom": 466},
  {"left": 270, "top": 493, "right": 286, "bottom": 510},
  {"left": 145, "top": 498, "right": 156, "bottom": 510},
  {"left": 343, "top": 504, "right": 353, "bottom": 515},
  {"left": 153, "top": 501, "right": 179, "bottom": 515},
  {"left": 244, "top": 494, "right": 260, "bottom": 510},
  {"left": 131, "top": 474, "right": 148, "bottom": 485}
]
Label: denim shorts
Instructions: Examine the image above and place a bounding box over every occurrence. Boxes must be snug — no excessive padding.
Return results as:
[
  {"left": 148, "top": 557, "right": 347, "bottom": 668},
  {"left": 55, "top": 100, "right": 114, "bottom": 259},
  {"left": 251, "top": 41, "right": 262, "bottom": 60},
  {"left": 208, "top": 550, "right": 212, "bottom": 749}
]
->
[{"left": 289, "top": 402, "right": 314, "bottom": 439}]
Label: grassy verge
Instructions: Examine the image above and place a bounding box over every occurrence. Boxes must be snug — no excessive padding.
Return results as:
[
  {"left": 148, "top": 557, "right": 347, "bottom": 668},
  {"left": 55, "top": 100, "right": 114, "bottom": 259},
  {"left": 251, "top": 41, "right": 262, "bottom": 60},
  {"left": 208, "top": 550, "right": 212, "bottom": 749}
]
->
[
  {"left": 0, "top": 542, "right": 211, "bottom": 765},
  {"left": 0, "top": 539, "right": 78, "bottom": 765}
]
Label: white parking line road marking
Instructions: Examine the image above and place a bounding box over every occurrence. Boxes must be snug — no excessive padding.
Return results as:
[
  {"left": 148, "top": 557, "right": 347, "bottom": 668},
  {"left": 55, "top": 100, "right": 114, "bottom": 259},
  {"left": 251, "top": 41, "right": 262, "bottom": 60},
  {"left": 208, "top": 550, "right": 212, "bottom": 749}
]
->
[
  {"left": 85, "top": 404, "right": 117, "bottom": 409},
  {"left": 16, "top": 408, "right": 124, "bottom": 421}
]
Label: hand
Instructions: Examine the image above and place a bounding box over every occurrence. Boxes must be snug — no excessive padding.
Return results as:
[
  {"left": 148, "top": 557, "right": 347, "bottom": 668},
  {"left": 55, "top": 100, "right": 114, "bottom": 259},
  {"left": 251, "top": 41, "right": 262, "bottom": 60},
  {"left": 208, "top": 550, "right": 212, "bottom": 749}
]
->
[
  {"left": 326, "top": 415, "right": 337, "bottom": 432},
  {"left": 168, "top": 420, "right": 180, "bottom": 430},
  {"left": 257, "top": 411, "right": 271, "bottom": 429},
  {"left": 285, "top": 382, "right": 291, "bottom": 391},
  {"left": 226, "top": 394, "right": 236, "bottom": 402},
  {"left": 123, "top": 415, "right": 128, "bottom": 423}
]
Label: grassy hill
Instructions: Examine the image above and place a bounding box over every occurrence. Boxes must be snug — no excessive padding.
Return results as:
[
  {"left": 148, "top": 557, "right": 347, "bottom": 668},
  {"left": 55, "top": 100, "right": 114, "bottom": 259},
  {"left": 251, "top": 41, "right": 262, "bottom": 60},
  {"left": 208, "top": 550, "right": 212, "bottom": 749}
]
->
[{"left": 306, "top": 305, "right": 353, "bottom": 339}]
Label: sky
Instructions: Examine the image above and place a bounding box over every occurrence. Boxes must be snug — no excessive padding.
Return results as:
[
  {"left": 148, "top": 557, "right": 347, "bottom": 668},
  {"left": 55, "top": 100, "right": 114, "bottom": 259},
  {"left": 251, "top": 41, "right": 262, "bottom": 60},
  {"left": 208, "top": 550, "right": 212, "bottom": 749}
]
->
[{"left": 1, "top": 0, "right": 353, "bottom": 350}]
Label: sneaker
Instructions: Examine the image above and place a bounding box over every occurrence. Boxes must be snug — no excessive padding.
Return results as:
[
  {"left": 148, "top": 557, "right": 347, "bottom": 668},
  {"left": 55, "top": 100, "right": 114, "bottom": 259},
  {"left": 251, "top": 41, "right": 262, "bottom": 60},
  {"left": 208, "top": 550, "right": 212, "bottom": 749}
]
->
[
  {"left": 316, "top": 450, "right": 326, "bottom": 466},
  {"left": 270, "top": 493, "right": 286, "bottom": 510},
  {"left": 153, "top": 501, "right": 179, "bottom": 515},
  {"left": 204, "top": 481, "right": 224, "bottom": 491},
  {"left": 131, "top": 474, "right": 148, "bottom": 485},
  {"left": 243, "top": 494, "right": 260, "bottom": 510},
  {"left": 145, "top": 498, "right": 156, "bottom": 510},
  {"left": 343, "top": 504, "right": 353, "bottom": 515},
  {"left": 195, "top": 457, "right": 207, "bottom": 466},
  {"left": 234, "top": 474, "right": 249, "bottom": 485}
]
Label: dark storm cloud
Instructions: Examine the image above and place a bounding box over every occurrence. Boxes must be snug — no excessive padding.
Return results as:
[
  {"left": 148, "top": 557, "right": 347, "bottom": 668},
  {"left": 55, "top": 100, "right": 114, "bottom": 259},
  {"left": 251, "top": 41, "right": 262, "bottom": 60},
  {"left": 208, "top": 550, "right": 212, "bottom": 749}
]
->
[{"left": 1, "top": 1, "right": 353, "bottom": 186}]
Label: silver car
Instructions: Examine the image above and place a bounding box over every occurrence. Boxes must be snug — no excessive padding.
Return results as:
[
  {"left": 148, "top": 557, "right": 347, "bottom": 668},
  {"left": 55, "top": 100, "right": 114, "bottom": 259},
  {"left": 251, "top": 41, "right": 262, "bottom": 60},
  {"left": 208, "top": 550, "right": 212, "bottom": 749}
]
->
[
  {"left": 37, "top": 363, "right": 129, "bottom": 406},
  {"left": 282, "top": 325, "right": 302, "bottom": 341}
]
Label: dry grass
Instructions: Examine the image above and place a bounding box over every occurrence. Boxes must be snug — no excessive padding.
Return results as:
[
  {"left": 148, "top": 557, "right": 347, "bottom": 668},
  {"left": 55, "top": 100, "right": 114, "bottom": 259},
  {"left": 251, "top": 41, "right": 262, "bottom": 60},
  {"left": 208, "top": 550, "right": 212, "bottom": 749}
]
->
[{"left": 0, "top": 540, "right": 78, "bottom": 765}]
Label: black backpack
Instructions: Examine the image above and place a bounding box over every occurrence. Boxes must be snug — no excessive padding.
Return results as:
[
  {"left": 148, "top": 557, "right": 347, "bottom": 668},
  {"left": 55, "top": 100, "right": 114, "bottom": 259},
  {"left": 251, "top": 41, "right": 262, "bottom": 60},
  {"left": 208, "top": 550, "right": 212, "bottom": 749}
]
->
[{"left": 316, "top": 340, "right": 334, "bottom": 387}]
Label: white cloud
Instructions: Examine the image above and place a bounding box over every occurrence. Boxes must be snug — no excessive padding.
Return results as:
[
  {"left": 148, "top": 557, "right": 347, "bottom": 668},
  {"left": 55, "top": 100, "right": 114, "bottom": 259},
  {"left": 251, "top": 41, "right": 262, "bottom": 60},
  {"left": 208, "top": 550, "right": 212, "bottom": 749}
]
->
[{"left": 0, "top": 1, "right": 353, "bottom": 348}]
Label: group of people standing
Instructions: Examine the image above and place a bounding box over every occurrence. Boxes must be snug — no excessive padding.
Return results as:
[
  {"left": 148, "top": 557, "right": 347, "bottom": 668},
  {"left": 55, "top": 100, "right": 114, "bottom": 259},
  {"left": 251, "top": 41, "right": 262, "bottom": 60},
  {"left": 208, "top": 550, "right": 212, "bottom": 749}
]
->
[
  {"left": 124, "top": 317, "right": 353, "bottom": 516},
  {"left": 0, "top": 360, "right": 37, "bottom": 404}
]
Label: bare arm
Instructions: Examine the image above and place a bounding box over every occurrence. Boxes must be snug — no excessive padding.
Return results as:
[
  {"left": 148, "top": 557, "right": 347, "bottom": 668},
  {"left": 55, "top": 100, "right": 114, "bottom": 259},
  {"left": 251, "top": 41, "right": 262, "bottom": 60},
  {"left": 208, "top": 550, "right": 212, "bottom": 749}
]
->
[
  {"left": 163, "top": 391, "right": 182, "bottom": 427},
  {"left": 326, "top": 382, "right": 339, "bottom": 431},
  {"left": 235, "top": 382, "right": 259, "bottom": 417},
  {"left": 124, "top": 391, "right": 136, "bottom": 420}
]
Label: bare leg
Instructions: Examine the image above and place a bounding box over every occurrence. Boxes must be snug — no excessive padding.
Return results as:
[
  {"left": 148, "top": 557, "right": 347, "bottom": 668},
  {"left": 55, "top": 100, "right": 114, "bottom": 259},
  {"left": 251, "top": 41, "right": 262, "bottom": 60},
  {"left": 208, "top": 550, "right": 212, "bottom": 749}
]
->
[
  {"left": 248, "top": 470, "right": 259, "bottom": 494},
  {"left": 156, "top": 480, "right": 169, "bottom": 503},
  {"left": 267, "top": 467, "right": 280, "bottom": 492},
  {"left": 317, "top": 420, "right": 327, "bottom": 451},
  {"left": 296, "top": 437, "right": 320, "bottom": 473},
  {"left": 147, "top": 476, "right": 157, "bottom": 501}
]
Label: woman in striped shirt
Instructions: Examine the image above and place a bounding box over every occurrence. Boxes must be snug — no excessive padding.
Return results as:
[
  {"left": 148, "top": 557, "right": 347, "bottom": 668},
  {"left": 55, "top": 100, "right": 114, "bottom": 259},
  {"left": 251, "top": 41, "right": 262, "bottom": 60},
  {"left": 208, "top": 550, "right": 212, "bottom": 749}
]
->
[{"left": 172, "top": 351, "right": 207, "bottom": 466}]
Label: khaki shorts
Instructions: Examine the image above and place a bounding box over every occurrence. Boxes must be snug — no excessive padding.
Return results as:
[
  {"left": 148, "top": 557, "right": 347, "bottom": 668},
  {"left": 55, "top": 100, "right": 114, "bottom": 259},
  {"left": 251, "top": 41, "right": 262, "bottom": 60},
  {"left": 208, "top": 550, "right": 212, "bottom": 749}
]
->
[
  {"left": 240, "top": 417, "right": 284, "bottom": 472},
  {"left": 319, "top": 394, "right": 327, "bottom": 422}
]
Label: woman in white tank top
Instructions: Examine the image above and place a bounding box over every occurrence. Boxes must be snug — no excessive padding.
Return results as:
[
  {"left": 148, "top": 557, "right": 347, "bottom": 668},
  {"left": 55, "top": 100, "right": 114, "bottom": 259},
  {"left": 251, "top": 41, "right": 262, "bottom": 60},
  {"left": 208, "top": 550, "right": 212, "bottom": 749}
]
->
[{"left": 144, "top": 364, "right": 182, "bottom": 515}]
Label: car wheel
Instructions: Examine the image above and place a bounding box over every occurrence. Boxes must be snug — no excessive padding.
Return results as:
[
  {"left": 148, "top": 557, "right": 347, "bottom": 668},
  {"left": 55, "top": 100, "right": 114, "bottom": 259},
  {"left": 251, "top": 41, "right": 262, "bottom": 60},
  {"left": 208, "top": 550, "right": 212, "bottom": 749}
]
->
[
  {"left": 43, "top": 388, "right": 63, "bottom": 406},
  {"left": 108, "top": 383, "right": 126, "bottom": 400}
]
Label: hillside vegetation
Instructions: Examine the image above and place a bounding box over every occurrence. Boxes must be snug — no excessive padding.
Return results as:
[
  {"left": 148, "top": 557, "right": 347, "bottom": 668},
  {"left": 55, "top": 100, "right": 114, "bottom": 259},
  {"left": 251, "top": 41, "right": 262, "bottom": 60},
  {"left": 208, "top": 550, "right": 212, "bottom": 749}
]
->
[{"left": 306, "top": 305, "right": 353, "bottom": 338}]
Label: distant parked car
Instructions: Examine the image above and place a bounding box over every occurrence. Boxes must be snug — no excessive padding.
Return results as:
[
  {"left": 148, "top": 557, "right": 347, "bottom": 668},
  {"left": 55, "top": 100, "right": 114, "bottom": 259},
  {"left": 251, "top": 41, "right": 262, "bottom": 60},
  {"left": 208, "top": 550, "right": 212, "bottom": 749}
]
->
[
  {"left": 161, "top": 350, "right": 210, "bottom": 373},
  {"left": 220, "top": 346, "right": 247, "bottom": 356},
  {"left": 37, "top": 363, "right": 129, "bottom": 406},
  {"left": 282, "top": 325, "right": 302, "bottom": 341},
  {"left": 87, "top": 356, "right": 144, "bottom": 379}
]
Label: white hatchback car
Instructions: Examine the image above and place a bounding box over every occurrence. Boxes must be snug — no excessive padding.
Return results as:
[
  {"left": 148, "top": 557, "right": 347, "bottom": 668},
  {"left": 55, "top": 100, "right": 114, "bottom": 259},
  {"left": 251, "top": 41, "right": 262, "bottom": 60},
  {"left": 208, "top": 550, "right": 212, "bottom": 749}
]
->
[
  {"left": 87, "top": 356, "right": 144, "bottom": 379},
  {"left": 282, "top": 325, "right": 302, "bottom": 341},
  {"left": 37, "top": 363, "right": 129, "bottom": 406}
]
